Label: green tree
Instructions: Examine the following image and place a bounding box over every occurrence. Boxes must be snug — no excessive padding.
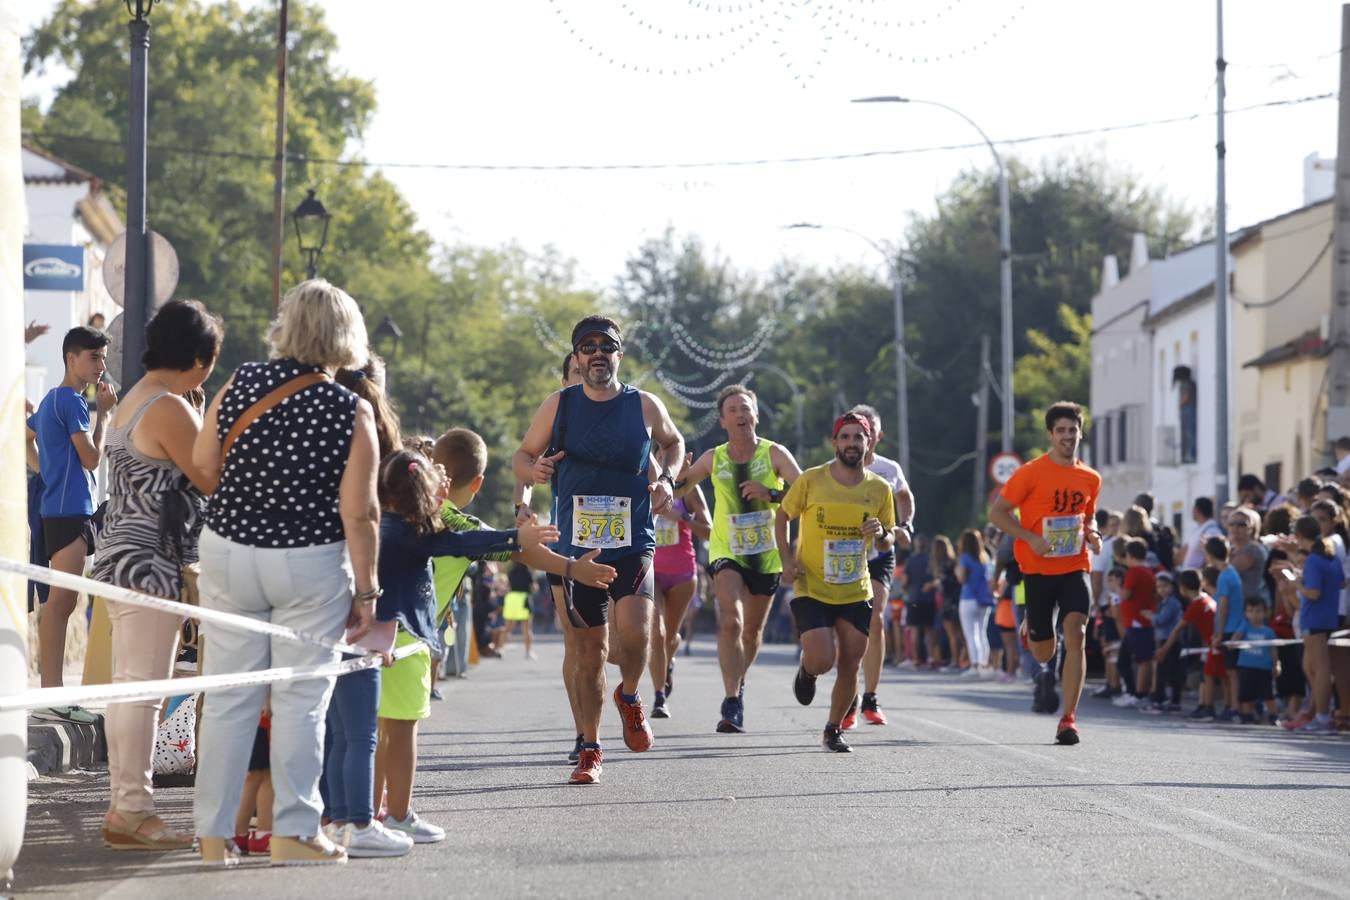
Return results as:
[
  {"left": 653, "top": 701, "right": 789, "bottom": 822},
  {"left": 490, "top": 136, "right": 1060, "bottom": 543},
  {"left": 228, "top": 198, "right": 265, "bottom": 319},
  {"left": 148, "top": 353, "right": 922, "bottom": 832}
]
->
[
  {"left": 24, "top": 0, "right": 421, "bottom": 379},
  {"left": 1013, "top": 303, "right": 1093, "bottom": 454}
]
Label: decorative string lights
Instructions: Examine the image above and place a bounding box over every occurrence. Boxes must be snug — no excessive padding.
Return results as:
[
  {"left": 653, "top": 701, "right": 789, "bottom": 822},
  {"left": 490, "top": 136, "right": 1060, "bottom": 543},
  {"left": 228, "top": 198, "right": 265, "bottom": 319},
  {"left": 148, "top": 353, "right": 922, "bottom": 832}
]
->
[{"left": 549, "top": 0, "right": 1024, "bottom": 84}]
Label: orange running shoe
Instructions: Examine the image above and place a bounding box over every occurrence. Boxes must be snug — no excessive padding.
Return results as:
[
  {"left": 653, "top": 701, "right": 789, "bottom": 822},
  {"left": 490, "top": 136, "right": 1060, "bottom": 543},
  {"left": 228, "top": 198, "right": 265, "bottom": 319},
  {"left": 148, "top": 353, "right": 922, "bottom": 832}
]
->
[
  {"left": 840, "top": 696, "right": 860, "bottom": 731},
  {"left": 569, "top": 747, "right": 603, "bottom": 784},
  {"left": 613, "top": 687, "right": 654, "bottom": 752}
]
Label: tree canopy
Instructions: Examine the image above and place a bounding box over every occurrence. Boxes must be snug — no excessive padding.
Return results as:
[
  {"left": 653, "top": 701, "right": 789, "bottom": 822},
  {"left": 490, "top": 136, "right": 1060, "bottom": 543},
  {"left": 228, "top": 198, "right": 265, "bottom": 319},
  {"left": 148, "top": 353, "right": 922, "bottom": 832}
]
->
[{"left": 23, "top": 2, "right": 1196, "bottom": 533}]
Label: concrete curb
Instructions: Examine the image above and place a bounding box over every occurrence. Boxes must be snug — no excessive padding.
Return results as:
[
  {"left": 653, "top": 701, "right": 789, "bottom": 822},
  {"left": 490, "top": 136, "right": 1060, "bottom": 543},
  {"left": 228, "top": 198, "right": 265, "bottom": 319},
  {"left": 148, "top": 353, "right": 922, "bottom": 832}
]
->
[{"left": 26, "top": 713, "right": 106, "bottom": 775}]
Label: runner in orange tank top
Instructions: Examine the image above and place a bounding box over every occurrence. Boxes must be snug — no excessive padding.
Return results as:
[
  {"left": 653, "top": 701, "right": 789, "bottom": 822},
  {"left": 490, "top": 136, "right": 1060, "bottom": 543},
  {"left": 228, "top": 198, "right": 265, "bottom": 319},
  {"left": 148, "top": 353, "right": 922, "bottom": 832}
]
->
[{"left": 989, "top": 402, "right": 1102, "bottom": 746}]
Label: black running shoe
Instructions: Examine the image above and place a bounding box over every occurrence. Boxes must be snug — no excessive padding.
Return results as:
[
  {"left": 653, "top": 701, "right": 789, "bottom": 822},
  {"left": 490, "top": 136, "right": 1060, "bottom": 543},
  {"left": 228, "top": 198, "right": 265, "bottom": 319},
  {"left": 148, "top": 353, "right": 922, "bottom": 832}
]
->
[
  {"left": 567, "top": 733, "right": 583, "bottom": 764},
  {"left": 716, "top": 697, "right": 745, "bottom": 733},
  {"left": 1033, "top": 669, "right": 1059, "bottom": 715},
  {"left": 793, "top": 666, "right": 817, "bottom": 706},
  {"left": 652, "top": 691, "right": 670, "bottom": 719},
  {"left": 822, "top": 724, "right": 852, "bottom": 753}
]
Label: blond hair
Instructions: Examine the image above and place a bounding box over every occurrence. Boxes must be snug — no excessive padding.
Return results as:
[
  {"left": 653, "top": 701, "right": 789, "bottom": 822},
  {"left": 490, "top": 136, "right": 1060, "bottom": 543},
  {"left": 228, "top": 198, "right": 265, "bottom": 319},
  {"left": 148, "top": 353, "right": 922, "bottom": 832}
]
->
[{"left": 268, "top": 279, "right": 369, "bottom": 370}]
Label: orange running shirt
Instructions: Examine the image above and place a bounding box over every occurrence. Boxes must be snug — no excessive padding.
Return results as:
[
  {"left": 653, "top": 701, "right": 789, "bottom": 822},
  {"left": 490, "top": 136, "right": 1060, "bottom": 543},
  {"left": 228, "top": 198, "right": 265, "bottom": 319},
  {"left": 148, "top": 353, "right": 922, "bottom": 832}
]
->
[{"left": 999, "top": 454, "right": 1101, "bottom": 576}]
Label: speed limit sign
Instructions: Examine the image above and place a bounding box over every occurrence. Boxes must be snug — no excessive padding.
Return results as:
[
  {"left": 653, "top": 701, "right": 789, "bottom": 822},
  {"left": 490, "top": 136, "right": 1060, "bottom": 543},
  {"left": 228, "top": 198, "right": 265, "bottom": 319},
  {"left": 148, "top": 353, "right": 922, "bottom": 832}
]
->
[{"left": 989, "top": 452, "right": 1022, "bottom": 485}]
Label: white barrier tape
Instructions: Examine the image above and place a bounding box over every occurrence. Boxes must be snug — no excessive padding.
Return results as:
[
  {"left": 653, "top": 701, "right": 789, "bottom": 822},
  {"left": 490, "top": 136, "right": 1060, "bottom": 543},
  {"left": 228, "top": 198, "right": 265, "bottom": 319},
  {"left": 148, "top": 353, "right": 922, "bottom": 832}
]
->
[
  {"left": 0, "top": 641, "right": 426, "bottom": 713},
  {"left": 0, "top": 558, "right": 366, "bottom": 656},
  {"left": 1181, "top": 637, "right": 1350, "bottom": 656}
]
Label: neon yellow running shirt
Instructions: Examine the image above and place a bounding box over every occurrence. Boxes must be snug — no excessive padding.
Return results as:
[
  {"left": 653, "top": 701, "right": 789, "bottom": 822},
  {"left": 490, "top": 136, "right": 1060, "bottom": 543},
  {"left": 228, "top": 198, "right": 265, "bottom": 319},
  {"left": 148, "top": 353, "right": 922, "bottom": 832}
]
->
[{"left": 708, "top": 440, "right": 784, "bottom": 572}]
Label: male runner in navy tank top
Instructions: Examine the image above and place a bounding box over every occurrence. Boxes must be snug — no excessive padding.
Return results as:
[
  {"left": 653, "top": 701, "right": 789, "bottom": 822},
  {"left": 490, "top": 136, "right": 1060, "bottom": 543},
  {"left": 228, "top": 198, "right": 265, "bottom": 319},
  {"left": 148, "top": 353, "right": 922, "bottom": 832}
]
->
[{"left": 514, "top": 316, "right": 685, "bottom": 785}]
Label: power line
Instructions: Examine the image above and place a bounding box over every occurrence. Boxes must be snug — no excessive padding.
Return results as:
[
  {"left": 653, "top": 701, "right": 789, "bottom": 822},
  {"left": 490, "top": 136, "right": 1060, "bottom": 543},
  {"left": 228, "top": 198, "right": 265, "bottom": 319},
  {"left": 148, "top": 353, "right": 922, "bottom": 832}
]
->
[
  {"left": 22, "top": 92, "right": 1332, "bottom": 175},
  {"left": 1234, "top": 234, "right": 1333, "bottom": 309}
]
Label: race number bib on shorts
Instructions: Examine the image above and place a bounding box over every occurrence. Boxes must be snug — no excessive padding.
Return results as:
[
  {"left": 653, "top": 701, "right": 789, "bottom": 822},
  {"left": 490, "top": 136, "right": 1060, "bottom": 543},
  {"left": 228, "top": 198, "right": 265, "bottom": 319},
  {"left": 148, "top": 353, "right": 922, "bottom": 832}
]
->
[
  {"left": 1042, "top": 515, "right": 1084, "bottom": 557},
  {"left": 654, "top": 516, "right": 679, "bottom": 547},
  {"left": 727, "top": 510, "right": 775, "bottom": 556},
  {"left": 572, "top": 495, "right": 633, "bottom": 550},
  {"left": 823, "top": 539, "right": 866, "bottom": 585}
]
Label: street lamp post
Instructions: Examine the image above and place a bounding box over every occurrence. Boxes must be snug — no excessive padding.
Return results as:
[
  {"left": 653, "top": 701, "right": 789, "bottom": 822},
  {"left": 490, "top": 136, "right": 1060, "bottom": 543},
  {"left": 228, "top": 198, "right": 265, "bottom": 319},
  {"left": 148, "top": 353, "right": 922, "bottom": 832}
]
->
[
  {"left": 783, "top": 222, "right": 909, "bottom": 475},
  {"left": 122, "top": 0, "right": 160, "bottom": 389},
  {"left": 292, "top": 188, "right": 331, "bottom": 280},
  {"left": 853, "top": 95, "right": 1014, "bottom": 453}
]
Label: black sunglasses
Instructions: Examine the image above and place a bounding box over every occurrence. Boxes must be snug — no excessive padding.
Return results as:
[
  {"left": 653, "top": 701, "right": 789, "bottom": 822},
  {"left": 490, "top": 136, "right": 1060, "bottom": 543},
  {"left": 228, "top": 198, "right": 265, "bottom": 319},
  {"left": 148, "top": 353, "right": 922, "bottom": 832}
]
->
[{"left": 577, "top": 341, "right": 620, "bottom": 355}]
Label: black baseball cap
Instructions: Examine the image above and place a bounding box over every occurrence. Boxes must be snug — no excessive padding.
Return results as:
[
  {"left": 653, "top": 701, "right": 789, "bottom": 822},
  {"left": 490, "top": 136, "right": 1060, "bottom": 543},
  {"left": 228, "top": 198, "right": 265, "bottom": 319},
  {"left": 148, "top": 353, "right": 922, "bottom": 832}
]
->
[{"left": 570, "top": 316, "right": 623, "bottom": 349}]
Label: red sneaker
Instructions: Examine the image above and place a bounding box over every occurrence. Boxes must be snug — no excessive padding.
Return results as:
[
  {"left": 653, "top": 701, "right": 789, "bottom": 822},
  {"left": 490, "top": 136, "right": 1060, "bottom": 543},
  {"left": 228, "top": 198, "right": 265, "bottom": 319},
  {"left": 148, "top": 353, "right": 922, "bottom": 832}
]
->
[
  {"left": 840, "top": 697, "right": 859, "bottom": 731},
  {"left": 1055, "top": 712, "right": 1080, "bottom": 745},
  {"left": 569, "top": 747, "right": 603, "bottom": 784},
  {"left": 247, "top": 830, "right": 271, "bottom": 854},
  {"left": 234, "top": 833, "right": 251, "bottom": 856},
  {"left": 861, "top": 695, "right": 888, "bottom": 726},
  {"left": 613, "top": 687, "right": 653, "bottom": 752}
]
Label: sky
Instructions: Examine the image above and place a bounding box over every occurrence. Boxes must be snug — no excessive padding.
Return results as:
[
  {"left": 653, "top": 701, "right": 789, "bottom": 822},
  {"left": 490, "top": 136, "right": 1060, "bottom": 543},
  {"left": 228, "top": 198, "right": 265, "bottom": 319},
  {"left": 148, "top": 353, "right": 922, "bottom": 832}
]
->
[{"left": 17, "top": 0, "right": 1345, "bottom": 289}]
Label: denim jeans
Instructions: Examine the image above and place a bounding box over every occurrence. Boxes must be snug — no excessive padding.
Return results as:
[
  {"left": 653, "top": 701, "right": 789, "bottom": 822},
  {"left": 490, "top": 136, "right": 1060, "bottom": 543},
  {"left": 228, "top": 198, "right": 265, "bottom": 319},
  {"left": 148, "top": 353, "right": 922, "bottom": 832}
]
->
[
  {"left": 445, "top": 595, "right": 469, "bottom": 676},
  {"left": 324, "top": 664, "right": 380, "bottom": 824},
  {"left": 193, "top": 528, "right": 351, "bottom": 839}
]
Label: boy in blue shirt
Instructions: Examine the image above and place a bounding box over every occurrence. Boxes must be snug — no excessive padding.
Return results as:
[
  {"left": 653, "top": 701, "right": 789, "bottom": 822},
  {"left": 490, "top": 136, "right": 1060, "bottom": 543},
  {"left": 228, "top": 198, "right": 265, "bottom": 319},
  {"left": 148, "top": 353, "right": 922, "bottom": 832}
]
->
[
  {"left": 1144, "top": 571, "right": 1183, "bottom": 712},
  {"left": 23, "top": 326, "right": 116, "bottom": 714},
  {"left": 1232, "top": 596, "right": 1279, "bottom": 724}
]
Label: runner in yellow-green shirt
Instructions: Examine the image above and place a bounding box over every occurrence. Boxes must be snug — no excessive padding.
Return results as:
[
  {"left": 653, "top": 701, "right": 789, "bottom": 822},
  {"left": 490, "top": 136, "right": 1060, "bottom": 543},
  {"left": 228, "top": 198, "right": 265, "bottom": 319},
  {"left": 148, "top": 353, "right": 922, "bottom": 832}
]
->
[
  {"left": 675, "top": 384, "right": 802, "bottom": 733},
  {"left": 775, "top": 412, "right": 895, "bottom": 753}
]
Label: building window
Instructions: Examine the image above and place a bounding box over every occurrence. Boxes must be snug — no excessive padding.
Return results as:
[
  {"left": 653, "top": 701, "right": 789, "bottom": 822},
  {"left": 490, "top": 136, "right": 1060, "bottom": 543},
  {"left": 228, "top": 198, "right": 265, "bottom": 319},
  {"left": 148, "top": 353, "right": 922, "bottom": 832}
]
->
[
  {"left": 1117, "top": 409, "right": 1128, "bottom": 463},
  {"left": 1264, "top": 462, "right": 1283, "bottom": 497},
  {"left": 1103, "top": 414, "right": 1113, "bottom": 467}
]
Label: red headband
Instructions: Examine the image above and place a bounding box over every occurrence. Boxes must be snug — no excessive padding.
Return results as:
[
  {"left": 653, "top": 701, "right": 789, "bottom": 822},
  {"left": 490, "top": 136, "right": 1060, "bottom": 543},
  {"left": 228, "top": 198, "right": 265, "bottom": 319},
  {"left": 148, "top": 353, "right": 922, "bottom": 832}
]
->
[{"left": 832, "top": 413, "right": 872, "bottom": 440}]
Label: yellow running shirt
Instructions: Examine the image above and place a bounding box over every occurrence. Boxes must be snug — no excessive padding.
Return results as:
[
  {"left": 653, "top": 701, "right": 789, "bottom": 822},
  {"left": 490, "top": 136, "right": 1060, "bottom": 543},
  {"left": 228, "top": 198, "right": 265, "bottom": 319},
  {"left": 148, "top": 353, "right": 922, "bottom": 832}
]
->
[{"left": 780, "top": 463, "right": 896, "bottom": 605}]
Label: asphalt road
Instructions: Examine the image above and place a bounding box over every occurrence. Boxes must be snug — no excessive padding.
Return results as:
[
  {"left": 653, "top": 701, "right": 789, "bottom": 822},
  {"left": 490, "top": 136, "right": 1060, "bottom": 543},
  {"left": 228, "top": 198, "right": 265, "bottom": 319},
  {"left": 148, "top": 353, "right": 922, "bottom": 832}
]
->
[{"left": 10, "top": 634, "right": 1350, "bottom": 899}]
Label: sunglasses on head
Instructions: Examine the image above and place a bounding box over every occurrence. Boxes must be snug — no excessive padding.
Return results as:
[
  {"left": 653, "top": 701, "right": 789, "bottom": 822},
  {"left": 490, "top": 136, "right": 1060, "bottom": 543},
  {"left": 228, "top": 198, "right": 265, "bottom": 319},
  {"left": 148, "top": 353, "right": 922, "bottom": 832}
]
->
[{"left": 577, "top": 341, "right": 620, "bottom": 355}]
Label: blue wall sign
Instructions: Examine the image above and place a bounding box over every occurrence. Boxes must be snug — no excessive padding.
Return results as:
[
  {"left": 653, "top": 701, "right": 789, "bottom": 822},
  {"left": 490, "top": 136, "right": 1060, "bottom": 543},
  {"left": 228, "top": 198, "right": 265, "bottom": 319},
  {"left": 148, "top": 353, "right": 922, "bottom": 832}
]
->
[{"left": 23, "top": 244, "right": 86, "bottom": 291}]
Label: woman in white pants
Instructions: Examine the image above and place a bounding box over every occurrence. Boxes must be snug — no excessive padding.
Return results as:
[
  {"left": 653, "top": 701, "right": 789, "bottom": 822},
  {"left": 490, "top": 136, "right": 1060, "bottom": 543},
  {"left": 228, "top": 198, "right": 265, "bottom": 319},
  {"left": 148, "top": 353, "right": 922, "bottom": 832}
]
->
[
  {"left": 190, "top": 280, "right": 380, "bottom": 867},
  {"left": 955, "top": 528, "right": 994, "bottom": 674}
]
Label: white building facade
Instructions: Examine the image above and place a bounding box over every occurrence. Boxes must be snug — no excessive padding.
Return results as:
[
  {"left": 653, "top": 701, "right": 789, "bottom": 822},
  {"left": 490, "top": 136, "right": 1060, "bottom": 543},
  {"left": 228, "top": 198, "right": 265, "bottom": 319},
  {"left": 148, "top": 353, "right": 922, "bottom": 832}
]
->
[{"left": 22, "top": 145, "right": 121, "bottom": 403}]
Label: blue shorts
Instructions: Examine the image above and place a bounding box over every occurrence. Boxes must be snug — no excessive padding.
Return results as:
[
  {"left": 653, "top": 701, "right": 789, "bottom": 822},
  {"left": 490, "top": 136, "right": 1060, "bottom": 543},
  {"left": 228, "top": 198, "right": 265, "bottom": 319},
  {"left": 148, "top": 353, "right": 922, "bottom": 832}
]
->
[{"left": 1124, "top": 626, "right": 1155, "bottom": 661}]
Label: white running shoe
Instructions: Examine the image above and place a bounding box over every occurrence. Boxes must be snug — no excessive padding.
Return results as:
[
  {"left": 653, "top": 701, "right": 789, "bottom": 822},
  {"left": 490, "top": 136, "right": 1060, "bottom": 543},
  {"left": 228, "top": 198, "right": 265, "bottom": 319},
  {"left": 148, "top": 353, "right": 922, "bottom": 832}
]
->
[
  {"left": 1112, "top": 693, "right": 1140, "bottom": 708},
  {"left": 340, "top": 821, "right": 414, "bottom": 858},
  {"left": 383, "top": 811, "right": 445, "bottom": 844}
]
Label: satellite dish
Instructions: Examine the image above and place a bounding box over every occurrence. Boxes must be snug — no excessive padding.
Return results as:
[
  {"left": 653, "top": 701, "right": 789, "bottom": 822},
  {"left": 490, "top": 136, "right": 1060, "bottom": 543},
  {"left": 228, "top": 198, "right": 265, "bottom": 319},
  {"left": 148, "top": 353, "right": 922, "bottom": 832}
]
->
[{"left": 103, "top": 231, "right": 179, "bottom": 309}]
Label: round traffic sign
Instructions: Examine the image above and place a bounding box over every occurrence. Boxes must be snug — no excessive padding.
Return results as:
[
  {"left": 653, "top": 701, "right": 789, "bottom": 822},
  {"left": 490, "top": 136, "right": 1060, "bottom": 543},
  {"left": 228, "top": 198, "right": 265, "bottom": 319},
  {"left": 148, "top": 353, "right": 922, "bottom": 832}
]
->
[{"left": 989, "top": 452, "right": 1022, "bottom": 485}]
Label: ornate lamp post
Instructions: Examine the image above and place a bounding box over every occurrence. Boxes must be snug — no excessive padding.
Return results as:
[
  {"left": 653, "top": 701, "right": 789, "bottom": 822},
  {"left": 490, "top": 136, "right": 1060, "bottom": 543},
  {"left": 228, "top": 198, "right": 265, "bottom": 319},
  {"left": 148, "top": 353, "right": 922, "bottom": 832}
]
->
[{"left": 292, "top": 189, "right": 331, "bottom": 279}]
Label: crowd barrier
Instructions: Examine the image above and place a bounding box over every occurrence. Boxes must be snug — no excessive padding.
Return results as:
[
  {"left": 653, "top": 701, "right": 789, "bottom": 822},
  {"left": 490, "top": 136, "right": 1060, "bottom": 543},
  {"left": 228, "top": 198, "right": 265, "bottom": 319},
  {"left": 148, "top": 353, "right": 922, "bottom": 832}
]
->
[{"left": 0, "top": 558, "right": 421, "bottom": 712}]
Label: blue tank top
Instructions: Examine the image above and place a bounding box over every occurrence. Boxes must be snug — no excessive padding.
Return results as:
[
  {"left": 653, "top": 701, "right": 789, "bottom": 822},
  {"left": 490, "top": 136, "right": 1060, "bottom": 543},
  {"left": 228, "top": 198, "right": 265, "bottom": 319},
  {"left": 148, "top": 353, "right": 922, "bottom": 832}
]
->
[{"left": 551, "top": 383, "right": 653, "bottom": 562}]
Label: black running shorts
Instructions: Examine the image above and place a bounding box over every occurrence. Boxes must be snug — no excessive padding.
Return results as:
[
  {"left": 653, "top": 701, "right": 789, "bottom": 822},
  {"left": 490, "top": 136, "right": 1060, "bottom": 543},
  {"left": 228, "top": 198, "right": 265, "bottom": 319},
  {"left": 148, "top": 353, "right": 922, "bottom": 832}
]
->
[
  {"left": 1023, "top": 571, "right": 1092, "bottom": 643},
  {"left": 569, "top": 551, "right": 654, "bottom": 629},
  {"left": 709, "top": 558, "right": 781, "bottom": 598},
  {"left": 867, "top": 551, "right": 896, "bottom": 593},
  {"left": 790, "top": 596, "right": 872, "bottom": 636}
]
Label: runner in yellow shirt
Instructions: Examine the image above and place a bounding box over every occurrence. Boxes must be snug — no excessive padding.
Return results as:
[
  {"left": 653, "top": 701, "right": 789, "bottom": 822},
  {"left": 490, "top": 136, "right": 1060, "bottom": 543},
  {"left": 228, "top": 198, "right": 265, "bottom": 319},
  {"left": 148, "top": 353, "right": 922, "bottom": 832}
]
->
[{"left": 775, "top": 412, "right": 895, "bottom": 752}]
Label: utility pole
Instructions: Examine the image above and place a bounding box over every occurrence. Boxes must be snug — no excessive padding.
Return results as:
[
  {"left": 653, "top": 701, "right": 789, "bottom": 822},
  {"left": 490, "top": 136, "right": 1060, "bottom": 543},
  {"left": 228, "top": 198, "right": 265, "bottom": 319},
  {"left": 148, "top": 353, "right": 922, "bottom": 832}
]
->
[
  {"left": 974, "top": 334, "right": 991, "bottom": 519},
  {"left": 269, "top": 0, "right": 289, "bottom": 314},
  {"left": 122, "top": 1, "right": 156, "bottom": 389},
  {"left": 1326, "top": 3, "right": 1350, "bottom": 453},
  {"left": 1213, "top": 0, "right": 1231, "bottom": 506}
]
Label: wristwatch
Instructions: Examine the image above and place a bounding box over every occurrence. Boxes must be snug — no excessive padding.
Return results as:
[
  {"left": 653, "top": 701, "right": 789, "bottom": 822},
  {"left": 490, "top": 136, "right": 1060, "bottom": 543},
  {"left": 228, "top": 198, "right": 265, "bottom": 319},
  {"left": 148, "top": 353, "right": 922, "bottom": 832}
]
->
[{"left": 658, "top": 472, "right": 676, "bottom": 488}]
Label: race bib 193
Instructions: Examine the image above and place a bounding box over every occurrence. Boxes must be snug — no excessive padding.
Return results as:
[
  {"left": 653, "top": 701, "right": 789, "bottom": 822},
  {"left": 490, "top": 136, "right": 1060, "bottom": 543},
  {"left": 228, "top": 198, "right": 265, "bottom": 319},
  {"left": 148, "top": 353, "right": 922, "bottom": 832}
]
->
[
  {"left": 654, "top": 516, "right": 680, "bottom": 547},
  {"left": 728, "top": 510, "right": 774, "bottom": 556},
  {"left": 572, "top": 495, "right": 633, "bottom": 550},
  {"left": 1042, "top": 514, "right": 1084, "bottom": 558},
  {"left": 823, "top": 538, "right": 866, "bottom": 585}
]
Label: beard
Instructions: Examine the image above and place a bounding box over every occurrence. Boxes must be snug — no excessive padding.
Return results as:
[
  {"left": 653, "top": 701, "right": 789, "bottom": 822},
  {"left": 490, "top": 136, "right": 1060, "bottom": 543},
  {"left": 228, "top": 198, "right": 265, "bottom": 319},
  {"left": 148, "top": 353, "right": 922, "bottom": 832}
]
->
[
  {"left": 584, "top": 359, "right": 617, "bottom": 389},
  {"left": 836, "top": 447, "right": 863, "bottom": 469}
]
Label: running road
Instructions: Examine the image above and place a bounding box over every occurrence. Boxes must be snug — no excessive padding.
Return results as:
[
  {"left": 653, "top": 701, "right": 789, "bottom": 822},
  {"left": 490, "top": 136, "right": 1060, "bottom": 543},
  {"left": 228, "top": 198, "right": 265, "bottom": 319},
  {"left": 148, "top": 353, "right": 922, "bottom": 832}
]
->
[{"left": 14, "top": 637, "right": 1350, "bottom": 899}]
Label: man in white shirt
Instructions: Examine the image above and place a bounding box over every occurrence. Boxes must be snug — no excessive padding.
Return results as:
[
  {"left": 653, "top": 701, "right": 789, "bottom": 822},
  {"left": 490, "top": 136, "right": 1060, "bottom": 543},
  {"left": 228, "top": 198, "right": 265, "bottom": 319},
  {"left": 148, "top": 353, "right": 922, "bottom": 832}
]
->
[
  {"left": 1182, "top": 497, "right": 1224, "bottom": 570},
  {"left": 1089, "top": 509, "right": 1120, "bottom": 603}
]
